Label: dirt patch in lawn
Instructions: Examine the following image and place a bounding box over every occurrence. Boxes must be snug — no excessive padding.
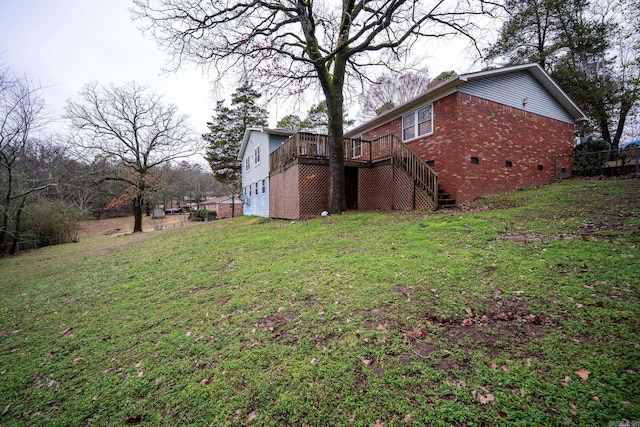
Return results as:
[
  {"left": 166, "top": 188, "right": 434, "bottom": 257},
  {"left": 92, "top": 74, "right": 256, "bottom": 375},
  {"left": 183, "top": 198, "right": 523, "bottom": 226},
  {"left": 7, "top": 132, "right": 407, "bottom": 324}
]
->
[
  {"left": 395, "top": 303, "right": 550, "bottom": 369},
  {"left": 256, "top": 311, "right": 299, "bottom": 332},
  {"left": 499, "top": 221, "right": 637, "bottom": 245}
]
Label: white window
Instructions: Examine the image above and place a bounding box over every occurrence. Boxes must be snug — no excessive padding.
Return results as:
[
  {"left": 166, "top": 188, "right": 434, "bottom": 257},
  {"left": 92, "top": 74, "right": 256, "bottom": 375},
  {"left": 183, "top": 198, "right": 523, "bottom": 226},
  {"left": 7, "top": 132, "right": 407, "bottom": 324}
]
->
[
  {"left": 402, "top": 104, "right": 433, "bottom": 142},
  {"left": 261, "top": 179, "right": 266, "bottom": 193},
  {"left": 245, "top": 156, "right": 250, "bottom": 171},
  {"left": 351, "top": 140, "right": 362, "bottom": 158},
  {"left": 254, "top": 146, "right": 260, "bottom": 165}
]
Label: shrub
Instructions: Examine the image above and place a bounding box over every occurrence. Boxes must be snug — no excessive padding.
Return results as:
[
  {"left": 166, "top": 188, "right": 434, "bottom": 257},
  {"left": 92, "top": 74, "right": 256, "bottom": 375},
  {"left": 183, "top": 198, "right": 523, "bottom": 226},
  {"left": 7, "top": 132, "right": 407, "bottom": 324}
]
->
[
  {"left": 196, "top": 209, "right": 217, "bottom": 220},
  {"left": 19, "top": 199, "right": 86, "bottom": 249},
  {"left": 574, "top": 139, "right": 611, "bottom": 175}
]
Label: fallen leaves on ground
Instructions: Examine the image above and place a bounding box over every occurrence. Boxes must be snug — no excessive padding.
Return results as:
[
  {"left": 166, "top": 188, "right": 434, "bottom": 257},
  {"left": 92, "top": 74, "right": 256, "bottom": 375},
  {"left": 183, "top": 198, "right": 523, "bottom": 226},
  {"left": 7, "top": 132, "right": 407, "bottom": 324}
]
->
[
  {"left": 575, "top": 370, "right": 590, "bottom": 380},
  {"left": 357, "top": 356, "right": 372, "bottom": 365},
  {"left": 472, "top": 386, "right": 495, "bottom": 404}
]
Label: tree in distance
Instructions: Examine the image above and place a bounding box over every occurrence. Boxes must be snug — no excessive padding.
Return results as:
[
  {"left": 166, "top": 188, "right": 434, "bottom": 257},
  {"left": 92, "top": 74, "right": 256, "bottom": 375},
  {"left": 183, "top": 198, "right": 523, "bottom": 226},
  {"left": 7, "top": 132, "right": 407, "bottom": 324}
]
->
[
  {"left": 359, "top": 68, "right": 433, "bottom": 118},
  {"left": 277, "top": 100, "right": 353, "bottom": 133},
  {"left": 66, "top": 82, "right": 199, "bottom": 233}
]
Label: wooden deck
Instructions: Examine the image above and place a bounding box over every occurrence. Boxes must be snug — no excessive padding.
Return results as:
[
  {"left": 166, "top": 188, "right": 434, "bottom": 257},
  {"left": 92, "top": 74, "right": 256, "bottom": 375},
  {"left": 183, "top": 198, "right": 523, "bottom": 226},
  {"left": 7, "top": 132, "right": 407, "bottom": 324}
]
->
[{"left": 269, "top": 132, "right": 441, "bottom": 209}]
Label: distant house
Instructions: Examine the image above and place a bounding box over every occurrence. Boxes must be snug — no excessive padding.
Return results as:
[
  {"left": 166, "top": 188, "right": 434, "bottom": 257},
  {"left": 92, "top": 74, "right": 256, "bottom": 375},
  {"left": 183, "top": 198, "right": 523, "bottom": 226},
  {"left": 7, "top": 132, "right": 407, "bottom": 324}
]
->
[
  {"left": 266, "top": 63, "right": 587, "bottom": 219},
  {"left": 197, "top": 196, "right": 243, "bottom": 219},
  {"left": 237, "top": 128, "right": 294, "bottom": 217}
]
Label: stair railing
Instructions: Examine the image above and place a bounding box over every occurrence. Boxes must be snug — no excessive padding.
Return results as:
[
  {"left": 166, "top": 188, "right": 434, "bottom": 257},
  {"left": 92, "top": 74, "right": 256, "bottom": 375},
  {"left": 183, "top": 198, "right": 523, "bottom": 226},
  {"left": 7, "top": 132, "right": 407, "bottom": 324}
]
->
[{"left": 385, "top": 134, "right": 438, "bottom": 209}]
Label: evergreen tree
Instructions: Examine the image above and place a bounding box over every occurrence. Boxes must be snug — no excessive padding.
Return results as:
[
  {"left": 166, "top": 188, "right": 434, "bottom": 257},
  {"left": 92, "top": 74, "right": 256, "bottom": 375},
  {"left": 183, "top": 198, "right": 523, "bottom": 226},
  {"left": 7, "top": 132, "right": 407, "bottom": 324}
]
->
[
  {"left": 276, "top": 101, "right": 354, "bottom": 134},
  {"left": 276, "top": 114, "right": 303, "bottom": 132},
  {"left": 203, "top": 82, "right": 268, "bottom": 203},
  {"left": 300, "top": 101, "right": 330, "bottom": 134}
]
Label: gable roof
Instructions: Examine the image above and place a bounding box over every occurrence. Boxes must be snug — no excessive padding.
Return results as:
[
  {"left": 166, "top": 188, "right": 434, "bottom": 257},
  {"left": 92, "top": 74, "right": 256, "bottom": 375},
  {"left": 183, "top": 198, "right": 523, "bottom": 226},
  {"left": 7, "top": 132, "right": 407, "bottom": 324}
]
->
[
  {"left": 237, "top": 127, "right": 295, "bottom": 161},
  {"left": 345, "top": 63, "right": 588, "bottom": 138},
  {"left": 205, "top": 195, "right": 243, "bottom": 204}
]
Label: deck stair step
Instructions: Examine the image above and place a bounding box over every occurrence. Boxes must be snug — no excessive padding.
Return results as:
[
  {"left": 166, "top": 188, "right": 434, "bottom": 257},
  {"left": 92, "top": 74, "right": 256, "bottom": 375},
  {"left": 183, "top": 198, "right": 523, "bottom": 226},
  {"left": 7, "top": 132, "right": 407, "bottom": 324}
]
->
[{"left": 437, "top": 188, "right": 456, "bottom": 208}]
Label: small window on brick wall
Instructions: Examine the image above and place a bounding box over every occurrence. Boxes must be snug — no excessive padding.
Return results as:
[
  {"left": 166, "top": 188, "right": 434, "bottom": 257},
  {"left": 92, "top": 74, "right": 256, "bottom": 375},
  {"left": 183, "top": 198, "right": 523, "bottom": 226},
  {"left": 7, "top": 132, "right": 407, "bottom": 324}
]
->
[
  {"left": 538, "top": 164, "right": 544, "bottom": 171},
  {"left": 505, "top": 160, "right": 513, "bottom": 167},
  {"left": 561, "top": 167, "right": 567, "bottom": 173},
  {"left": 426, "top": 160, "right": 435, "bottom": 167},
  {"left": 470, "top": 156, "right": 479, "bottom": 164}
]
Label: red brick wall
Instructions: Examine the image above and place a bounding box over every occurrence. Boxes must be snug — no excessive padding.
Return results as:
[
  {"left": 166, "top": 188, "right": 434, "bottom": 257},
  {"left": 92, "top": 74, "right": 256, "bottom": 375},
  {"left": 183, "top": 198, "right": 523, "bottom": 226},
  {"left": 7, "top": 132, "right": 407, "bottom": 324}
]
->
[
  {"left": 216, "top": 202, "right": 243, "bottom": 219},
  {"left": 361, "top": 92, "right": 575, "bottom": 204}
]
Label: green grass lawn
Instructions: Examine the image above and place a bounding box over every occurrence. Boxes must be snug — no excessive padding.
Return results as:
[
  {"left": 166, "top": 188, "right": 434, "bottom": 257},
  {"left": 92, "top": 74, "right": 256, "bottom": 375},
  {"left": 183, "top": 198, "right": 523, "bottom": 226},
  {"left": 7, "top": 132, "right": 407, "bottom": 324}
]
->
[{"left": 1, "top": 178, "right": 639, "bottom": 426}]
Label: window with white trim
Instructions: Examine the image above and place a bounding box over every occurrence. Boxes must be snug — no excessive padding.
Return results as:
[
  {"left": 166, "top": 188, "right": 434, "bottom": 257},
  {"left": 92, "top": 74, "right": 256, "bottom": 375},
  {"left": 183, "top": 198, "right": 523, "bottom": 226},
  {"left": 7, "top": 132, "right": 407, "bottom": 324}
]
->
[
  {"left": 261, "top": 179, "right": 266, "bottom": 194},
  {"left": 245, "top": 156, "right": 250, "bottom": 171},
  {"left": 254, "top": 146, "right": 260, "bottom": 165},
  {"left": 402, "top": 104, "right": 433, "bottom": 142},
  {"left": 350, "top": 140, "right": 362, "bottom": 158}
]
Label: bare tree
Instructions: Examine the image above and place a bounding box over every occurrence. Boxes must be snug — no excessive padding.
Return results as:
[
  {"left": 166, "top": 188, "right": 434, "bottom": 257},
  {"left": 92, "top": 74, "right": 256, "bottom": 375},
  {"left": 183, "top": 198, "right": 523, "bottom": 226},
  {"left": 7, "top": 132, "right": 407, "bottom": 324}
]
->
[
  {"left": 0, "top": 67, "right": 53, "bottom": 253},
  {"left": 66, "top": 82, "right": 199, "bottom": 233},
  {"left": 359, "top": 68, "right": 433, "bottom": 118},
  {"left": 134, "top": 0, "right": 491, "bottom": 214}
]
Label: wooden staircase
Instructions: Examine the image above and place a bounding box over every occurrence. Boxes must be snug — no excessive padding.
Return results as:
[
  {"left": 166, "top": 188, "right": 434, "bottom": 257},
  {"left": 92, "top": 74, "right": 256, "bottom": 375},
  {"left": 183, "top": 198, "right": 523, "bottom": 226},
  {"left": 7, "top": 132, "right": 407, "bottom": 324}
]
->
[{"left": 383, "top": 135, "right": 455, "bottom": 209}]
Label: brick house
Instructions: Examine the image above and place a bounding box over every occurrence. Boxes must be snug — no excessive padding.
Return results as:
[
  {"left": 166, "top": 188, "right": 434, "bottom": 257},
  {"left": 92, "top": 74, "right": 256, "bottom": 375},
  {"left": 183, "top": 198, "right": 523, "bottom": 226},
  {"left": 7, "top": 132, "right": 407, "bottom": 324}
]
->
[
  {"left": 267, "top": 63, "right": 587, "bottom": 219},
  {"left": 196, "top": 196, "right": 243, "bottom": 219}
]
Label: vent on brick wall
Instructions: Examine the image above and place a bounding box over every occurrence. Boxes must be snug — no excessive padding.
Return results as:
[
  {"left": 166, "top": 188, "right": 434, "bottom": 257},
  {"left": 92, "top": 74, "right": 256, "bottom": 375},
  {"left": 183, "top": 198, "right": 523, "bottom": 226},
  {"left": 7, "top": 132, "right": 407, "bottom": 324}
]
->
[
  {"left": 506, "top": 160, "right": 513, "bottom": 167},
  {"left": 471, "top": 157, "right": 479, "bottom": 164},
  {"left": 426, "top": 160, "right": 435, "bottom": 166},
  {"left": 538, "top": 164, "right": 544, "bottom": 170}
]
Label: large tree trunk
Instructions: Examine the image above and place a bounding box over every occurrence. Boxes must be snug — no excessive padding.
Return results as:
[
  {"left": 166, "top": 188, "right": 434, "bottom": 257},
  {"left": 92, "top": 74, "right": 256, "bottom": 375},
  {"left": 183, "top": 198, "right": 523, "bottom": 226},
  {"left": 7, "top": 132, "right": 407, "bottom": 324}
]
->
[
  {"left": 321, "top": 58, "right": 347, "bottom": 214},
  {"left": 598, "top": 115, "right": 612, "bottom": 145},
  {"left": 326, "top": 98, "right": 346, "bottom": 214},
  {"left": 0, "top": 170, "right": 13, "bottom": 251},
  {"left": 9, "top": 198, "right": 26, "bottom": 255},
  {"left": 133, "top": 194, "right": 144, "bottom": 233},
  {"left": 612, "top": 98, "right": 634, "bottom": 150}
]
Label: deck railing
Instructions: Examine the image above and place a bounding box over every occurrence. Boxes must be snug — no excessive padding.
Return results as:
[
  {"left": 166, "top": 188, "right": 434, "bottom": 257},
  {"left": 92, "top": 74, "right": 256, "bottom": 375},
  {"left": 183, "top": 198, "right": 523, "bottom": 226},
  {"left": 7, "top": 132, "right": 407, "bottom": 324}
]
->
[
  {"left": 270, "top": 132, "right": 369, "bottom": 171},
  {"left": 269, "top": 131, "right": 439, "bottom": 208}
]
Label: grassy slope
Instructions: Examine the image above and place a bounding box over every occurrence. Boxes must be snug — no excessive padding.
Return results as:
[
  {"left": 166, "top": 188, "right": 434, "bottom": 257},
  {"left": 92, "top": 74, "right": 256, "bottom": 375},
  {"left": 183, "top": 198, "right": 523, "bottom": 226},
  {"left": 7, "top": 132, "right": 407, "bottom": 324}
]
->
[{"left": 0, "top": 179, "right": 639, "bottom": 426}]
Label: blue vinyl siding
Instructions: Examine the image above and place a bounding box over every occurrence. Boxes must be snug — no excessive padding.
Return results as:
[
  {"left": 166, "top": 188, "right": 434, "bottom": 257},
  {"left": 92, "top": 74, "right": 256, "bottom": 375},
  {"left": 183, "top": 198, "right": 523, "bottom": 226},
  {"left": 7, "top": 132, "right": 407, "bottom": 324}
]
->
[
  {"left": 268, "top": 134, "right": 289, "bottom": 152},
  {"left": 458, "top": 71, "right": 574, "bottom": 124}
]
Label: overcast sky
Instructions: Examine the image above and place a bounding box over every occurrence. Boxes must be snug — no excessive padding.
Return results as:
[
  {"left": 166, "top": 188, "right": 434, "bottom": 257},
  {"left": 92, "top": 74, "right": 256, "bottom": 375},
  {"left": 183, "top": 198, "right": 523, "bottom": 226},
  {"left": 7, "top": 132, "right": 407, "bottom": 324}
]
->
[{"left": 1, "top": 0, "right": 477, "bottom": 156}]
